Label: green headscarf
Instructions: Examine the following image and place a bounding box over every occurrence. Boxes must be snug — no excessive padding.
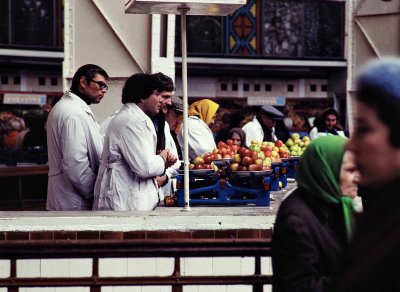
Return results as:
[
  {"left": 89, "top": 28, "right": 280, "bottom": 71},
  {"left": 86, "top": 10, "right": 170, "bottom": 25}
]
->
[{"left": 295, "top": 135, "right": 355, "bottom": 241}]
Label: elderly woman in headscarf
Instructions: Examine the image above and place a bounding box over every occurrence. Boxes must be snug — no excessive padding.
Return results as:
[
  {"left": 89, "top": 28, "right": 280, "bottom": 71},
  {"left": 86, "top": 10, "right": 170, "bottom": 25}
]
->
[
  {"left": 178, "top": 99, "right": 219, "bottom": 160},
  {"left": 272, "top": 135, "right": 356, "bottom": 292},
  {"left": 227, "top": 127, "right": 246, "bottom": 147}
]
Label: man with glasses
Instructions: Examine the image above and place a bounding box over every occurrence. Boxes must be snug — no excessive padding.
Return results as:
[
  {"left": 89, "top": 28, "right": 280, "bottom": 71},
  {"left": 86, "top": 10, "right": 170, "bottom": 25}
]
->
[{"left": 46, "top": 64, "right": 109, "bottom": 210}]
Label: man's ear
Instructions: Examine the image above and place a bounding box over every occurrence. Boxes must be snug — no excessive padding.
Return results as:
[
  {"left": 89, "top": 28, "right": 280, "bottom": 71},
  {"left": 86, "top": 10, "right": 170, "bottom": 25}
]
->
[{"left": 79, "top": 76, "right": 87, "bottom": 89}]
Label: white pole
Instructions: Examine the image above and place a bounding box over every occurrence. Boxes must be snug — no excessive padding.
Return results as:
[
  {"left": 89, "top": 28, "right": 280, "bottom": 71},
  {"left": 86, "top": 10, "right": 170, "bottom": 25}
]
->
[{"left": 179, "top": 7, "right": 191, "bottom": 211}]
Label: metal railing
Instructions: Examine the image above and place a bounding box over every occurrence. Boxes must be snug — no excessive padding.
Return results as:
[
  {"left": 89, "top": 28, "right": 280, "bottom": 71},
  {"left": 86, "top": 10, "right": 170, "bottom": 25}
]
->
[{"left": 0, "top": 238, "right": 272, "bottom": 292}]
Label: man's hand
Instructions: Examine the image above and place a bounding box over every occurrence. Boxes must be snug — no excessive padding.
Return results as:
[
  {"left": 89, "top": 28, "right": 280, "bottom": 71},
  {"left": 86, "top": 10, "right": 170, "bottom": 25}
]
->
[
  {"left": 159, "top": 149, "right": 177, "bottom": 168},
  {"left": 156, "top": 175, "right": 168, "bottom": 187}
]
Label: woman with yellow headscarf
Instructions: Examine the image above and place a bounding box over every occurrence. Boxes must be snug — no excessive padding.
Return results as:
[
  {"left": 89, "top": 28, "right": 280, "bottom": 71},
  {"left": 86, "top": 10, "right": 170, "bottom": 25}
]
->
[{"left": 178, "top": 99, "right": 219, "bottom": 160}]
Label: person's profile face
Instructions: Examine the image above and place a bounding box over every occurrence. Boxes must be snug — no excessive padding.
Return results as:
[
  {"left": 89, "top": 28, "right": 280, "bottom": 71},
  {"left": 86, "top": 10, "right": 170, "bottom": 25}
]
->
[
  {"left": 165, "top": 108, "right": 182, "bottom": 131},
  {"left": 80, "top": 73, "right": 108, "bottom": 105},
  {"left": 325, "top": 114, "right": 337, "bottom": 130},
  {"left": 340, "top": 151, "right": 361, "bottom": 199},
  {"left": 230, "top": 132, "right": 242, "bottom": 147},
  {"left": 142, "top": 90, "right": 162, "bottom": 117},
  {"left": 261, "top": 114, "right": 276, "bottom": 129},
  {"left": 159, "top": 91, "right": 174, "bottom": 115},
  {"left": 347, "top": 101, "right": 400, "bottom": 188}
]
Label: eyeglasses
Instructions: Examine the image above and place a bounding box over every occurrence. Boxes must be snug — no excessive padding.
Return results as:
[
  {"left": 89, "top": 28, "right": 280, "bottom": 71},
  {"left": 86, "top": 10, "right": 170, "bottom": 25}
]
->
[{"left": 90, "top": 79, "right": 108, "bottom": 91}]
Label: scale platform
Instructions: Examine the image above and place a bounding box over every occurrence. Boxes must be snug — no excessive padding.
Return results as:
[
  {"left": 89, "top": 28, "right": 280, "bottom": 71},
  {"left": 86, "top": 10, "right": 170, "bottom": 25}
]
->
[
  {"left": 174, "top": 162, "right": 292, "bottom": 207},
  {"left": 175, "top": 174, "right": 272, "bottom": 207}
]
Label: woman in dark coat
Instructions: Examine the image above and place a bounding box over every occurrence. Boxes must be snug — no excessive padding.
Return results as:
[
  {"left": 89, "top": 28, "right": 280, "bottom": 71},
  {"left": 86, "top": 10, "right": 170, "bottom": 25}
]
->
[{"left": 272, "top": 135, "right": 356, "bottom": 292}]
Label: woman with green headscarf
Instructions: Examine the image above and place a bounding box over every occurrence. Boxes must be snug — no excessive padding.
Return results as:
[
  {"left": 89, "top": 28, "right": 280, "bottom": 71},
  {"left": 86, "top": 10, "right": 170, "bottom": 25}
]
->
[
  {"left": 177, "top": 99, "right": 219, "bottom": 160},
  {"left": 272, "top": 135, "right": 356, "bottom": 292}
]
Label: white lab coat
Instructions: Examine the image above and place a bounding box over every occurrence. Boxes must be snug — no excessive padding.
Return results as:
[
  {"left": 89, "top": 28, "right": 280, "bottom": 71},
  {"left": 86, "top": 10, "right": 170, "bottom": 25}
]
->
[
  {"left": 159, "top": 122, "right": 181, "bottom": 200},
  {"left": 99, "top": 110, "right": 119, "bottom": 136},
  {"left": 93, "top": 103, "right": 166, "bottom": 211},
  {"left": 46, "top": 90, "right": 103, "bottom": 210},
  {"left": 177, "top": 116, "right": 216, "bottom": 160},
  {"left": 242, "top": 116, "right": 277, "bottom": 146}
]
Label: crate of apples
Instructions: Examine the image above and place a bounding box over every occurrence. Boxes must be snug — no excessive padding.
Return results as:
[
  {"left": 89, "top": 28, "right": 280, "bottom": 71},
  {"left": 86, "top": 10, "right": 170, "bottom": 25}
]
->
[
  {"left": 229, "top": 139, "right": 292, "bottom": 172},
  {"left": 229, "top": 146, "right": 272, "bottom": 172},
  {"left": 284, "top": 133, "right": 311, "bottom": 156},
  {"left": 189, "top": 156, "right": 216, "bottom": 170}
]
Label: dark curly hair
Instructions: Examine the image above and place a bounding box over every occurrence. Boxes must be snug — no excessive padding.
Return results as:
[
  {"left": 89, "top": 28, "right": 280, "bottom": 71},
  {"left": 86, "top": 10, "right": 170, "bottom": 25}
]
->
[
  {"left": 152, "top": 72, "right": 175, "bottom": 92},
  {"left": 122, "top": 73, "right": 159, "bottom": 104}
]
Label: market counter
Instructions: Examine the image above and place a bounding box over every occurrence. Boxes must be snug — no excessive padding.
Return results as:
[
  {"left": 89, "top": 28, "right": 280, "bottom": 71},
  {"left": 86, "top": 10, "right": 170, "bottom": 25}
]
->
[
  {"left": 0, "top": 181, "right": 296, "bottom": 232},
  {"left": 0, "top": 163, "right": 48, "bottom": 210}
]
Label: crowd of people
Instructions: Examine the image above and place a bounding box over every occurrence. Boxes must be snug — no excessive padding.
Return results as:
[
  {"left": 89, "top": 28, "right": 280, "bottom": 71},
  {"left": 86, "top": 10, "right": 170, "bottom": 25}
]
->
[
  {"left": 0, "top": 109, "right": 48, "bottom": 151},
  {"left": 2, "top": 57, "right": 399, "bottom": 290}
]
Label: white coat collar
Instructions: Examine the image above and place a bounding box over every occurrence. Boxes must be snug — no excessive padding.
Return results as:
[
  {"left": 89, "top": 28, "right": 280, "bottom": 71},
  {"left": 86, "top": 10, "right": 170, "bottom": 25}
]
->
[
  {"left": 65, "top": 90, "right": 96, "bottom": 119},
  {"left": 125, "top": 103, "right": 157, "bottom": 137}
]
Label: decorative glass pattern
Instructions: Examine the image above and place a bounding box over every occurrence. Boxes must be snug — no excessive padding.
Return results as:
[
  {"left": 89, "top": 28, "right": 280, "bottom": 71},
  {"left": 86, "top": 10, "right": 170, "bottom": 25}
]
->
[
  {"left": 226, "top": 0, "right": 258, "bottom": 56},
  {"left": 176, "top": 0, "right": 344, "bottom": 60}
]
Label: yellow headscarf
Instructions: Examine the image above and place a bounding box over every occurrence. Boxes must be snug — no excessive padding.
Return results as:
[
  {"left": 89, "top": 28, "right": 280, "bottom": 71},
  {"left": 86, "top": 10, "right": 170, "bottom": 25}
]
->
[{"left": 188, "top": 99, "right": 219, "bottom": 126}]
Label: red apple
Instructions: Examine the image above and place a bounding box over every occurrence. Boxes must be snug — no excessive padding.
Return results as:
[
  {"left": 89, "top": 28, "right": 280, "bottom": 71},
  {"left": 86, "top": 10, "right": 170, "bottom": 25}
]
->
[
  {"left": 239, "top": 146, "right": 247, "bottom": 154},
  {"left": 239, "top": 166, "right": 248, "bottom": 171},
  {"left": 248, "top": 164, "right": 260, "bottom": 171},
  {"left": 231, "top": 145, "right": 238, "bottom": 154},
  {"left": 250, "top": 150, "right": 259, "bottom": 160},
  {"left": 226, "top": 139, "right": 234, "bottom": 146},
  {"left": 240, "top": 148, "right": 251, "bottom": 158},
  {"left": 218, "top": 141, "right": 227, "bottom": 149},
  {"left": 213, "top": 154, "right": 222, "bottom": 160},
  {"left": 275, "top": 140, "right": 283, "bottom": 147},
  {"left": 219, "top": 148, "right": 227, "bottom": 156},
  {"left": 241, "top": 156, "right": 253, "bottom": 166},
  {"left": 203, "top": 154, "right": 214, "bottom": 164},
  {"left": 204, "top": 163, "right": 212, "bottom": 169},
  {"left": 194, "top": 163, "right": 204, "bottom": 169}
]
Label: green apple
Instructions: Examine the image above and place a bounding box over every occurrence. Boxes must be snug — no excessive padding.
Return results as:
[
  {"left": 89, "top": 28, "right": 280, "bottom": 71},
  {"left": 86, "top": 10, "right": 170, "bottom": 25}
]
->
[
  {"left": 249, "top": 144, "right": 261, "bottom": 153},
  {"left": 263, "top": 159, "right": 272, "bottom": 167},
  {"left": 285, "top": 138, "right": 294, "bottom": 147},
  {"left": 291, "top": 132, "right": 300, "bottom": 140}
]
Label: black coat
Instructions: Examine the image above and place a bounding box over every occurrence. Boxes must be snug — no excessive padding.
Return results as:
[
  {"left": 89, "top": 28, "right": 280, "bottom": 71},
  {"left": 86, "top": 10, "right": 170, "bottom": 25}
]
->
[
  {"left": 272, "top": 187, "right": 348, "bottom": 292},
  {"left": 334, "top": 180, "right": 400, "bottom": 291}
]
